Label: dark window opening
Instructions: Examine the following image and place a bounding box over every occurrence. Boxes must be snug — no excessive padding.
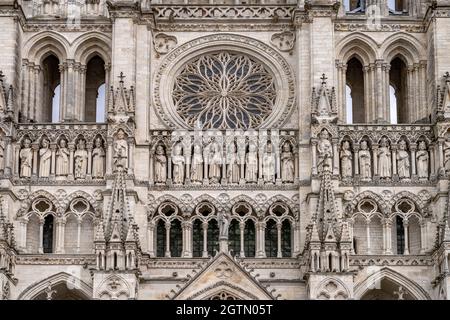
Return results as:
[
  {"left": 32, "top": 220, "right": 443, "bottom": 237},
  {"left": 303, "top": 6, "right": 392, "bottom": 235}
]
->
[
  {"left": 229, "top": 220, "right": 240, "bottom": 257},
  {"left": 265, "top": 220, "right": 278, "bottom": 258},
  {"left": 346, "top": 57, "right": 365, "bottom": 123},
  {"left": 43, "top": 215, "right": 54, "bottom": 253},
  {"left": 192, "top": 219, "right": 203, "bottom": 258},
  {"left": 42, "top": 55, "right": 61, "bottom": 123},
  {"left": 389, "top": 57, "right": 408, "bottom": 124},
  {"left": 156, "top": 220, "right": 166, "bottom": 257},
  {"left": 207, "top": 220, "right": 219, "bottom": 256},
  {"left": 396, "top": 216, "right": 405, "bottom": 254},
  {"left": 281, "top": 220, "right": 292, "bottom": 257},
  {"left": 85, "top": 56, "right": 106, "bottom": 122},
  {"left": 169, "top": 220, "right": 182, "bottom": 257},
  {"left": 244, "top": 220, "right": 256, "bottom": 258}
]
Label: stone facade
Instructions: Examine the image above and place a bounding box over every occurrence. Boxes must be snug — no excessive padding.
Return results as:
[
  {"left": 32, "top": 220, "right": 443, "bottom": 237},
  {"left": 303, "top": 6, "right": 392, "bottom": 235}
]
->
[{"left": 0, "top": 0, "right": 450, "bottom": 300}]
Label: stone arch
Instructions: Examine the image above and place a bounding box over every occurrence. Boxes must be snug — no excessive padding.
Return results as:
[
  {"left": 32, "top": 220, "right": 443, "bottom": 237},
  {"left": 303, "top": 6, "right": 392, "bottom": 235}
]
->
[
  {"left": 389, "top": 191, "right": 425, "bottom": 216},
  {"left": 24, "top": 31, "right": 70, "bottom": 65},
  {"left": 18, "top": 272, "right": 92, "bottom": 300},
  {"left": 183, "top": 281, "right": 260, "bottom": 300},
  {"left": 227, "top": 195, "right": 260, "bottom": 214},
  {"left": 261, "top": 195, "right": 298, "bottom": 217},
  {"left": 313, "top": 277, "right": 351, "bottom": 300},
  {"left": 336, "top": 32, "right": 378, "bottom": 66},
  {"left": 72, "top": 32, "right": 112, "bottom": 65},
  {"left": 147, "top": 195, "right": 188, "bottom": 219},
  {"left": 190, "top": 195, "right": 224, "bottom": 213},
  {"left": 17, "top": 190, "right": 61, "bottom": 218},
  {"left": 381, "top": 33, "right": 425, "bottom": 65},
  {"left": 61, "top": 191, "right": 100, "bottom": 215},
  {"left": 95, "top": 274, "right": 132, "bottom": 300},
  {"left": 354, "top": 267, "right": 430, "bottom": 300},
  {"left": 349, "top": 191, "right": 389, "bottom": 215}
]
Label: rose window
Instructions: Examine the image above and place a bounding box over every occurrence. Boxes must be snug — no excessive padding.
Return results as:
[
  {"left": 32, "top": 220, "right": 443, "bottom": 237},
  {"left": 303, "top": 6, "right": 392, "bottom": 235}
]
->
[{"left": 172, "top": 52, "right": 276, "bottom": 129}]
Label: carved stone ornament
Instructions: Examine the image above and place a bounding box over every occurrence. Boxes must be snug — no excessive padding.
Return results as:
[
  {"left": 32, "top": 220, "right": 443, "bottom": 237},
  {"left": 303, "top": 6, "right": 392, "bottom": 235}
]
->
[
  {"left": 270, "top": 31, "right": 295, "bottom": 52},
  {"left": 153, "top": 33, "right": 178, "bottom": 56}
]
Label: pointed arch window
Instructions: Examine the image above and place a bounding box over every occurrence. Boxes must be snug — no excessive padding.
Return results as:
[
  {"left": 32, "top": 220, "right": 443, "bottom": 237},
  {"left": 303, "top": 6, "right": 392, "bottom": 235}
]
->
[
  {"left": 156, "top": 220, "right": 166, "bottom": 258},
  {"left": 42, "top": 55, "right": 61, "bottom": 123},
  {"left": 346, "top": 57, "right": 365, "bottom": 123},
  {"left": 207, "top": 220, "right": 219, "bottom": 256},
  {"left": 244, "top": 220, "right": 256, "bottom": 258},
  {"left": 265, "top": 220, "right": 278, "bottom": 258},
  {"left": 229, "top": 220, "right": 240, "bottom": 257},
  {"left": 192, "top": 219, "right": 203, "bottom": 258},
  {"left": 84, "top": 56, "right": 106, "bottom": 122},
  {"left": 281, "top": 220, "right": 292, "bottom": 257},
  {"left": 43, "top": 215, "right": 55, "bottom": 253},
  {"left": 169, "top": 219, "right": 182, "bottom": 258}
]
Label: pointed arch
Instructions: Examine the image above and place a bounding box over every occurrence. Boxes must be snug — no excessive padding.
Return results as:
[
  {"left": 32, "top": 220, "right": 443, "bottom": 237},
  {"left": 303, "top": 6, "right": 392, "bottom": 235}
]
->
[
  {"left": 24, "top": 31, "right": 70, "bottom": 65},
  {"left": 17, "top": 190, "right": 61, "bottom": 218},
  {"left": 381, "top": 33, "right": 426, "bottom": 65},
  {"left": 261, "top": 195, "right": 298, "bottom": 217},
  {"left": 147, "top": 195, "right": 188, "bottom": 219},
  {"left": 336, "top": 32, "right": 379, "bottom": 66},
  {"left": 349, "top": 191, "right": 389, "bottom": 215},
  {"left": 72, "top": 32, "right": 112, "bottom": 65},
  {"left": 354, "top": 267, "right": 431, "bottom": 300},
  {"left": 61, "top": 191, "right": 99, "bottom": 214},
  {"left": 389, "top": 191, "right": 426, "bottom": 215},
  {"left": 190, "top": 194, "right": 224, "bottom": 213},
  {"left": 18, "top": 272, "right": 92, "bottom": 300}
]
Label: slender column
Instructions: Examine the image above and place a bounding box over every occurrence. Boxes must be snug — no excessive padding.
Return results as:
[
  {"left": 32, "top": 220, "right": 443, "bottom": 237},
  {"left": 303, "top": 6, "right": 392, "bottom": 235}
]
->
[
  {"left": 403, "top": 220, "right": 410, "bottom": 255},
  {"left": 165, "top": 222, "right": 171, "bottom": 258},
  {"left": 79, "top": 65, "right": 87, "bottom": 121},
  {"left": 29, "top": 65, "right": 37, "bottom": 121},
  {"left": 385, "top": 221, "right": 393, "bottom": 254},
  {"left": 239, "top": 222, "right": 245, "bottom": 258},
  {"left": 59, "top": 63, "right": 66, "bottom": 121},
  {"left": 257, "top": 222, "right": 266, "bottom": 258},
  {"left": 354, "top": 144, "right": 360, "bottom": 176},
  {"left": 414, "top": 64, "right": 420, "bottom": 121},
  {"left": 149, "top": 150, "right": 155, "bottom": 185},
  {"left": 312, "top": 140, "right": 318, "bottom": 175},
  {"left": 34, "top": 66, "right": 42, "bottom": 121},
  {"left": 384, "top": 63, "right": 391, "bottom": 122},
  {"left": 106, "top": 138, "right": 113, "bottom": 175},
  {"left": 438, "top": 139, "right": 445, "bottom": 173},
  {"left": 294, "top": 150, "right": 299, "bottom": 183},
  {"left": 104, "top": 64, "right": 111, "bottom": 118},
  {"left": 391, "top": 145, "right": 397, "bottom": 176},
  {"left": 14, "top": 142, "right": 20, "bottom": 176},
  {"left": 419, "top": 61, "right": 427, "bottom": 119},
  {"left": 202, "top": 222, "right": 208, "bottom": 258},
  {"left": 407, "top": 65, "right": 414, "bottom": 122},
  {"left": 182, "top": 221, "right": 192, "bottom": 258},
  {"left": 370, "top": 63, "right": 376, "bottom": 121},
  {"left": 77, "top": 219, "right": 82, "bottom": 253},
  {"left": 73, "top": 63, "right": 80, "bottom": 121},
  {"left": 58, "top": 218, "right": 66, "bottom": 253},
  {"left": 50, "top": 144, "right": 57, "bottom": 178},
  {"left": 166, "top": 147, "right": 172, "bottom": 185},
  {"left": 21, "top": 60, "right": 30, "bottom": 121},
  {"left": 363, "top": 65, "right": 370, "bottom": 122},
  {"left": 86, "top": 142, "right": 93, "bottom": 179},
  {"left": 68, "top": 143, "right": 75, "bottom": 180},
  {"left": 203, "top": 149, "right": 208, "bottom": 185},
  {"left": 147, "top": 223, "right": 155, "bottom": 257},
  {"left": 382, "top": 219, "right": 387, "bottom": 254},
  {"left": 277, "top": 222, "right": 282, "bottom": 258},
  {"left": 430, "top": 144, "right": 436, "bottom": 177},
  {"left": 420, "top": 220, "right": 427, "bottom": 254},
  {"left": 366, "top": 219, "right": 371, "bottom": 254},
  {"left": 410, "top": 143, "right": 417, "bottom": 177},
  {"left": 31, "top": 143, "right": 39, "bottom": 177},
  {"left": 4, "top": 137, "right": 12, "bottom": 175},
  {"left": 19, "top": 218, "right": 28, "bottom": 251},
  {"left": 372, "top": 144, "right": 378, "bottom": 177},
  {"left": 332, "top": 138, "right": 339, "bottom": 175},
  {"left": 375, "top": 60, "right": 384, "bottom": 122},
  {"left": 38, "top": 219, "right": 44, "bottom": 254},
  {"left": 127, "top": 138, "right": 134, "bottom": 175}
]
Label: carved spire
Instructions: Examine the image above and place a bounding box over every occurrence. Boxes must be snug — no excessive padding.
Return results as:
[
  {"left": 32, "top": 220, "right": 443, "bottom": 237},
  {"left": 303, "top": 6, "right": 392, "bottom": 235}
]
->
[
  {"left": 108, "top": 72, "right": 136, "bottom": 117},
  {"left": 94, "top": 220, "right": 106, "bottom": 243},
  {"left": 311, "top": 74, "right": 337, "bottom": 121}
]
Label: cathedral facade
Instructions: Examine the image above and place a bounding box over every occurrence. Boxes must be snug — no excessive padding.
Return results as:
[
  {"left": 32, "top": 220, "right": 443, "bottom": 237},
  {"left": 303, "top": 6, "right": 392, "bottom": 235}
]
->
[{"left": 0, "top": 0, "right": 450, "bottom": 300}]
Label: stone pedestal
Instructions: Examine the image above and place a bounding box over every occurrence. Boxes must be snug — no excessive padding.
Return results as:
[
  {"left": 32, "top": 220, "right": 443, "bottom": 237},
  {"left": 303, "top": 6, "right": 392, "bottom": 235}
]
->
[{"left": 219, "top": 237, "right": 228, "bottom": 253}]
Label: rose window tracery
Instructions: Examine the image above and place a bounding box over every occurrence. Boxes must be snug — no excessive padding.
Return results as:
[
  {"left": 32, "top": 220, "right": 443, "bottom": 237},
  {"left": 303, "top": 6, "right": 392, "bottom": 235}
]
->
[{"left": 172, "top": 52, "right": 276, "bottom": 129}]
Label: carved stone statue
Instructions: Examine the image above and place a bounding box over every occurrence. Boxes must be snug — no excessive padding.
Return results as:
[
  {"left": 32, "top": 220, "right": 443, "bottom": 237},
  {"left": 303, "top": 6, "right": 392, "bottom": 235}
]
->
[
  {"left": 359, "top": 140, "right": 371, "bottom": 181},
  {"left": 39, "top": 138, "right": 51, "bottom": 178},
  {"left": 245, "top": 143, "right": 258, "bottom": 183},
  {"left": 55, "top": 139, "right": 69, "bottom": 176},
  {"left": 92, "top": 137, "right": 105, "bottom": 179},
  {"left": 317, "top": 129, "right": 333, "bottom": 173},
  {"left": 154, "top": 145, "right": 167, "bottom": 184},
  {"left": 190, "top": 143, "right": 203, "bottom": 184},
  {"left": 226, "top": 142, "right": 240, "bottom": 184},
  {"left": 416, "top": 141, "right": 429, "bottom": 180},
  {"left": 263, "top": 142, "right": 275, "bottom": 183},
  {"left": 20, "top": 138, "right": 33, "bottom": 178},
  {"left": 113, "top": 129, "right": 128, "bottom": 170},
  {"left": 172, "top": 143, "right": 185, "bottom": 184},
  {"left": 340, "top": 141, "right": 353, "bottom": 179},
  {"left": 74, "top": 139, "right": 88, "bottom": 180},
  {"left": 218, "top": 211, "right": 230, "bottom": 239},
  {"left": 281, "top": 142, "right": 294, "bottom": 183},
  {"left": 208, "top": 141, "right": 222, "bottom": 184},
  {"left": 397, "top": 140, "right": 410, "bottom": 179},
  {"left": 378, "top": 137, "right": 391, "bottom": 179}
]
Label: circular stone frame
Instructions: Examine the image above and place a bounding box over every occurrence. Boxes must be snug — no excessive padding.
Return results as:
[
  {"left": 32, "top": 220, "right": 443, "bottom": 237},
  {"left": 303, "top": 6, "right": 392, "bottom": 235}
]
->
[{"left": 153, "top": 34, "right": 297, "bottom": 130}]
